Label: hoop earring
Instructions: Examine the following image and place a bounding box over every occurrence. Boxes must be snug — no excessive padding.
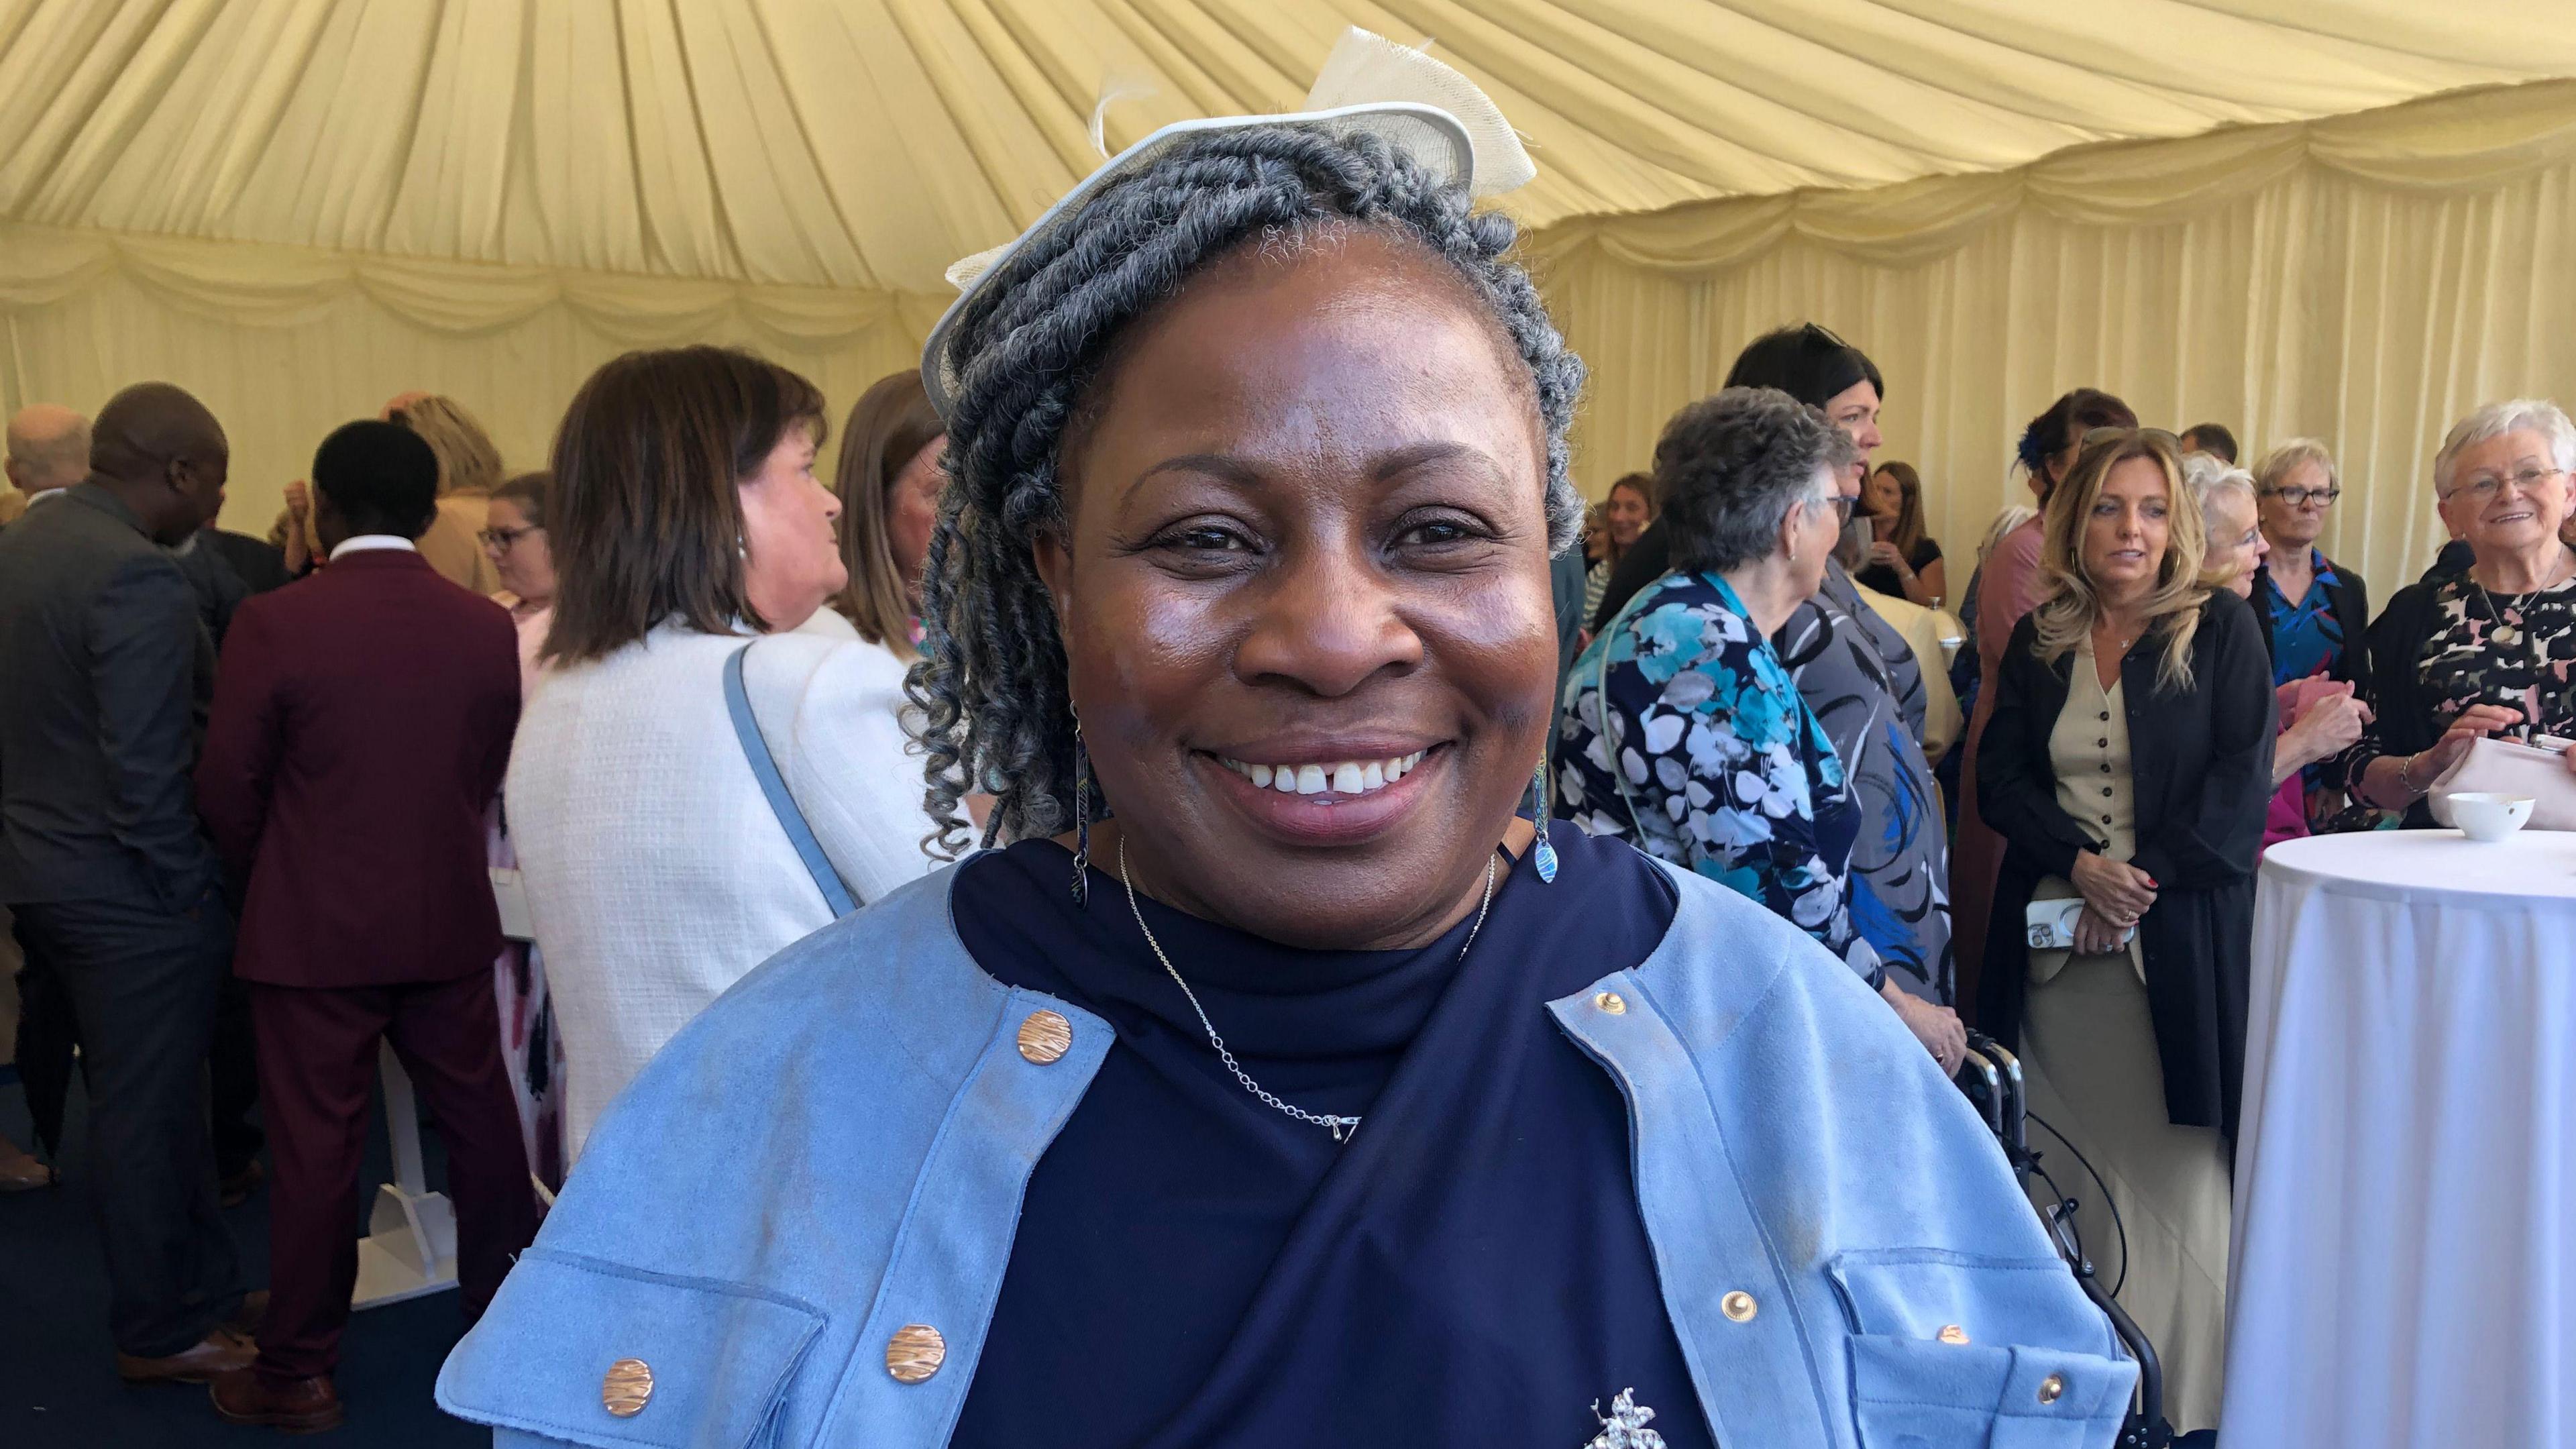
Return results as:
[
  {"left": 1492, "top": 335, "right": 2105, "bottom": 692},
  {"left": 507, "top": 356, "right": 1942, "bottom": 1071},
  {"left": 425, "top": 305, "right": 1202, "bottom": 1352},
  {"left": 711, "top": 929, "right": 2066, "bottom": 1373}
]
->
[
  {"left": 1531, "top": 755, "right": 1559, "bottom": 884},
  {"left": 1069, "top": 716, "right": 1092, "bottom": 907}
]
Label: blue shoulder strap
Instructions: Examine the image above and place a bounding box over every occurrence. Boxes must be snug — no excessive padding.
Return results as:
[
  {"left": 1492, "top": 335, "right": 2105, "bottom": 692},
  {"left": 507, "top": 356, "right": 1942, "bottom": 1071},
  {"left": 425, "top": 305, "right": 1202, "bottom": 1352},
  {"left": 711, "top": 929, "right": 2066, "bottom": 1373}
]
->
[{"left": 724, "top": 641, "right": 859, "bottom": 918}]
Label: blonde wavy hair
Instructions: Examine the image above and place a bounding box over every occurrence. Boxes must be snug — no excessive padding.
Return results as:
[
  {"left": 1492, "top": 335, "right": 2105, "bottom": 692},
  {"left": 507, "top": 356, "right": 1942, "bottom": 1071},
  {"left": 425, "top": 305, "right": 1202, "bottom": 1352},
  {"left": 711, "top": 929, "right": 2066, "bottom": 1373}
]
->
[
  {"left": 392, "top": 395, "right": 505, "bottom": 498},
  {"left": 2029, "top": 428, "right": 2210, "bottom": 692}
]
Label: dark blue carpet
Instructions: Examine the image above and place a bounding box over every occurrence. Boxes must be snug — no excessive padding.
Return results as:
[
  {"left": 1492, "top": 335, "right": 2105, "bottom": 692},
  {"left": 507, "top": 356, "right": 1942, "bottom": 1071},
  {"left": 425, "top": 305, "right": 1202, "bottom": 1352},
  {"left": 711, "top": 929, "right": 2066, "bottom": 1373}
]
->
[{"left": 0, "top": 1074, "right": 484, "bottom": 1446}]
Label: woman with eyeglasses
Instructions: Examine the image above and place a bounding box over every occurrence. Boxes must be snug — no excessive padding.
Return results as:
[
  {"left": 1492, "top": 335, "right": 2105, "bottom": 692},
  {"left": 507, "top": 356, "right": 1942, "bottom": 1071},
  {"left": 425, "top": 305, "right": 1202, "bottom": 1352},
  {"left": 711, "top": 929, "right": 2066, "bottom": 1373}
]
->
[
  {"left": 2248, "top": 440, "right": 2371, "bottom": 690},
  {"left": 2343, "top": 399, "right": 2576, "bottom": 825},
  {"left": 2185, "top": 454, "right": 2373, "bottom": 853},
  {"left": 1560, "top": 388, "right": 1886, "bottom": 986},
  {"left": 1977, "top": 427, "right": 2274, "bottom": 1433},
  {"left": 470, "top": 468, "right": 570, "bottom": 1185},
  {"left": 480, "top": 471, "right": 557, "bottom": 696}
]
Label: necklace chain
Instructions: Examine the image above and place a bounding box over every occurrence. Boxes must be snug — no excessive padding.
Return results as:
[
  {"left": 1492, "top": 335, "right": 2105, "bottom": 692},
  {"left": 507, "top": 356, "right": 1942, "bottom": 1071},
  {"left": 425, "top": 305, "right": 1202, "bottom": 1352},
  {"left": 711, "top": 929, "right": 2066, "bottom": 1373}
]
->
[
  {"left": 2471, "top": 549, "right": 2570, "bottom": 742},
  {"left": 1116, "top": 837, "right": 1497, "bottom": 1144}
]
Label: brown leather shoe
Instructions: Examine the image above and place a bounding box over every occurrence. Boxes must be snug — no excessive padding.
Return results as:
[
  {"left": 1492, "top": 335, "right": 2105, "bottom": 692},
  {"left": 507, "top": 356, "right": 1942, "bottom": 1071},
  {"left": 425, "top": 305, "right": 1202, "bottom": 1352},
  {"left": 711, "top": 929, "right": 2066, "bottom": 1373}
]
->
[
  {"left": 116, "top": 1330, "right": 256, "bottom": 1385},
  {"left": 210, "top": 1366, "right": 345, "bottom": 1434}
]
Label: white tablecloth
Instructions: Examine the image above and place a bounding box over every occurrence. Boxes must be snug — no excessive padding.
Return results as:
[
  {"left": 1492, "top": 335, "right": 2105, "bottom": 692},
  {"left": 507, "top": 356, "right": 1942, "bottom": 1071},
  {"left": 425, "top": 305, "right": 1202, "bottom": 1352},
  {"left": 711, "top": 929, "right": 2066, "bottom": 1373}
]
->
[{"left": 2222, "top": 830, "right": 2576, "bottom": 1449}]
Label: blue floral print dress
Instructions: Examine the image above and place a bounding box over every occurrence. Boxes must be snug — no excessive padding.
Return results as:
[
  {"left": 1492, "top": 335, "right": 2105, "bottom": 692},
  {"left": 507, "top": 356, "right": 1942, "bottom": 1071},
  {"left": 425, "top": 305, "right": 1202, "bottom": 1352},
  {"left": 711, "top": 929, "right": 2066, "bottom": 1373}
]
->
[{"left": 1558, "top": 571, "right": 1882, "bottom": 984}]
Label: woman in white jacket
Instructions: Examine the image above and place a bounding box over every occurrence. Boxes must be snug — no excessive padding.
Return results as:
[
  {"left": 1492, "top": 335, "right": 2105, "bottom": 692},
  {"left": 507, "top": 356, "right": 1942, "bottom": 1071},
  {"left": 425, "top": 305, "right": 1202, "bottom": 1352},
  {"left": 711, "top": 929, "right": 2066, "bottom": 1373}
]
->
[{"left": 507, "top": 347, "right": 939, "bottom": 1160}]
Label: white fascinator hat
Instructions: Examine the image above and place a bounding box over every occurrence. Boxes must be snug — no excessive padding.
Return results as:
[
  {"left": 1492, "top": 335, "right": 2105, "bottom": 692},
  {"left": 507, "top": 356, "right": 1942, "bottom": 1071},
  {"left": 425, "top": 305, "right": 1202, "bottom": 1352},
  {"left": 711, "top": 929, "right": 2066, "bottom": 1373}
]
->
[{"left": 920, "top": 28, "right": 1535, "bottom": 419}]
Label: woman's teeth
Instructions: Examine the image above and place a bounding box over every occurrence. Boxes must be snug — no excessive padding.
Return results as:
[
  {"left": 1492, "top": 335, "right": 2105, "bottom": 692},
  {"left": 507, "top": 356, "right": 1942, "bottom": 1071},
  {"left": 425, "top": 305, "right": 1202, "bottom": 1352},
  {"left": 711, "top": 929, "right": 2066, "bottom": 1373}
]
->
[{"left": 1220, "top": 752, "right": 1426, "bottom": 796}]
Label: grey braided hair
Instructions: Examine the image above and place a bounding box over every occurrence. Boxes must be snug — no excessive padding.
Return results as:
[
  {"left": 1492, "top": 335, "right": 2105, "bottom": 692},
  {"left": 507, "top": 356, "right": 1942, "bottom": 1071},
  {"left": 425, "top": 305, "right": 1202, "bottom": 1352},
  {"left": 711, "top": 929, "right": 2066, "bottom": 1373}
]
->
[{"left": 908, "top": 123, "right": 1586, "bottom": 857}]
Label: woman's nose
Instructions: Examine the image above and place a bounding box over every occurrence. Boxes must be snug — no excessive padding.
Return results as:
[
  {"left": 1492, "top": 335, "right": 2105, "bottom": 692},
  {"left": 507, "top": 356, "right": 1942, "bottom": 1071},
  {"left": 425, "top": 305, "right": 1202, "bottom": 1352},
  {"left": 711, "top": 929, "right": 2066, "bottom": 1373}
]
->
[{"left": 1233, "top": 543, "right": 1422, "bottom": 698}]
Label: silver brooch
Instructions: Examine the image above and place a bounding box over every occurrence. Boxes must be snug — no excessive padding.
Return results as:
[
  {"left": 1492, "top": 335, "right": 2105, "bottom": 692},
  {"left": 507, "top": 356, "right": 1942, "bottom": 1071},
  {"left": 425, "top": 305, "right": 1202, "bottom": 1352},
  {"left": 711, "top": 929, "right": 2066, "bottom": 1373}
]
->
[{"left": 1585, "top": 1388, "right": 1665, "bottom": 1449}]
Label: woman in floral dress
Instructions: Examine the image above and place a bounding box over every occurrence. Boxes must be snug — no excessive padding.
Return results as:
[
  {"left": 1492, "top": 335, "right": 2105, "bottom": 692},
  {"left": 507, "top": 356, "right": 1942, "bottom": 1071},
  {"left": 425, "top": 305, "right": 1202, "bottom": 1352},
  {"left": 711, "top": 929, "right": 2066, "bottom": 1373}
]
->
[{"left": 1561, "top": 387, "right": 1881, "bottom": 985}]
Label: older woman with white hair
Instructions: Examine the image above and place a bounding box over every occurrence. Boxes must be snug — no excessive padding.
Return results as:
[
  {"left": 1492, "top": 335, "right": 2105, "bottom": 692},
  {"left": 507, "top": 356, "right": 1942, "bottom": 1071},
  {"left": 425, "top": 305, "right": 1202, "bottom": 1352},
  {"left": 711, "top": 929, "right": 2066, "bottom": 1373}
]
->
[
  {"left": 1562, "top": 386, "right": 1968, "bottom": 1073},
  {"left": 2344, "top": 398, "right": 2576, "bottom": 826},
  {"left": 2186, "top": 455, "right": 2373, "bottom": 850}
]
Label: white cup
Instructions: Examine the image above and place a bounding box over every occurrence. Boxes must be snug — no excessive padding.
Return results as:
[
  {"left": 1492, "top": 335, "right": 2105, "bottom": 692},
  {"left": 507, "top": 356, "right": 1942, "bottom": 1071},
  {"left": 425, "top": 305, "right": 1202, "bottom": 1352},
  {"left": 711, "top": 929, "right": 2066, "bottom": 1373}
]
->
[{"left": 2446, "top": 792, "right": 2536, "bottom": 842}]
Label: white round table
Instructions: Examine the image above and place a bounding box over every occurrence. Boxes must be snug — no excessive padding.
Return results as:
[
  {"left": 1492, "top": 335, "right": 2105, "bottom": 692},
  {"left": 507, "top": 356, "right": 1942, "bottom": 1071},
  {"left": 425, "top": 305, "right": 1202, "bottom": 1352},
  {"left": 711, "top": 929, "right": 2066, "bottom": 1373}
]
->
[{"left": 2222, "top": 830, "right": 2576, "bottom": 1449}]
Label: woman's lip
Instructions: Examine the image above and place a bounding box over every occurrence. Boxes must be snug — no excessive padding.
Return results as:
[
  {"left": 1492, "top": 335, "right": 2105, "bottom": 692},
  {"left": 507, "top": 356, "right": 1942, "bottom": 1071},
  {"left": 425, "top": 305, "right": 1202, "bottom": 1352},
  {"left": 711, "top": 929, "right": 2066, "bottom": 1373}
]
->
[
  {"left": 1197, "top": 745, "right": 1444, "bottom": 846},
  {"left": 1203, "top": 739, "right": 1443, "bottom": 766}
]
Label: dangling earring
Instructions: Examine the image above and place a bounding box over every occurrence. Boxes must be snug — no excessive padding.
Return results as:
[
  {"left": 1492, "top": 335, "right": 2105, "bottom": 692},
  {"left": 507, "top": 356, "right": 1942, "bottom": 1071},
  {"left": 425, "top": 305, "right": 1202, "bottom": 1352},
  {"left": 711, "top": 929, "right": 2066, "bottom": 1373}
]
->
[
  {"left": 1069, "top": 716, "right": 1092, "bottom": 906},
  {"left": 1531, "top": 755, "right": 1559, "bottom": 884}
]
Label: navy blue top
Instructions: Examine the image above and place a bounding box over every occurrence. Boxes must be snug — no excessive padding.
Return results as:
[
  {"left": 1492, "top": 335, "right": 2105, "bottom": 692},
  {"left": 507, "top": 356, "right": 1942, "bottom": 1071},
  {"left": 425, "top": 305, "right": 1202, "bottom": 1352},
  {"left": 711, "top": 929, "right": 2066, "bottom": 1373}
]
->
[{"left": 949, "top": 828, "right": 1708, "bottom": 1449}]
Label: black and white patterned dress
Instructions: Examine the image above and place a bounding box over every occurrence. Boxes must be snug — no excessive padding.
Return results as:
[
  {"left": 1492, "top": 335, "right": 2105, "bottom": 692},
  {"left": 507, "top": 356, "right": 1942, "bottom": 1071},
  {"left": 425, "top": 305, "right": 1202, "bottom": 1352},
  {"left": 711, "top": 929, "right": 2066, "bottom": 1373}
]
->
[{"left": 2349, "top": 574, "right": 2576, "bottom": 777}]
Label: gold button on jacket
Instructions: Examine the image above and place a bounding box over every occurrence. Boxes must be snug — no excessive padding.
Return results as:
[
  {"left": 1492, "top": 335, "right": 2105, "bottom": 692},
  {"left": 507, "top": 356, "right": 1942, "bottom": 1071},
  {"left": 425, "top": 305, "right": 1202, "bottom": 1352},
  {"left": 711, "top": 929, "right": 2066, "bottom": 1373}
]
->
[
  {"left": 886, "top": 1324, "right": 947, "bottom": 1384},
  {"left": 1016, "top": 1010, "right": 1073, "bottom": 1065},
  {"left": 601, "top": 1358, "right": 653, "bottom": 1417}
]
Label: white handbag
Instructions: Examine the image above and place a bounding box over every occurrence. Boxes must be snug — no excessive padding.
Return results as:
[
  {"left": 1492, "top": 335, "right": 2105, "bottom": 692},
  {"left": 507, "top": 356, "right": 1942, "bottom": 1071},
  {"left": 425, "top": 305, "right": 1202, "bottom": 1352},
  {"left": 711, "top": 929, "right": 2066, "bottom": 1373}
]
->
[{"left": 2426, "top": 735, "right": 2576, "bottom": 831}]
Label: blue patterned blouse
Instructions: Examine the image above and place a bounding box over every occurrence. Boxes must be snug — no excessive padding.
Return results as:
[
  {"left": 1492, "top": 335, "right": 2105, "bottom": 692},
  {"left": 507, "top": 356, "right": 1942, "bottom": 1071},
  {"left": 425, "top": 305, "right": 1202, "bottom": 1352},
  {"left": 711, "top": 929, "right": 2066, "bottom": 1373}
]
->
[
  {"left": 2261, "top": 549, "right": 2346, "bottom": 685},
  {"left": 1558, "top": 571, "right": 1881, "bottom": 983}
]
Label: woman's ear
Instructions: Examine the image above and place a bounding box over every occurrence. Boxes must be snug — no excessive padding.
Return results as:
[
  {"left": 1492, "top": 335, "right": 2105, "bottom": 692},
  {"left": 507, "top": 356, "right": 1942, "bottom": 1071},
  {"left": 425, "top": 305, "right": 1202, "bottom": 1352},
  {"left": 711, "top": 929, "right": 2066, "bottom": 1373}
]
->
[
  {"left": 1779, "top": 498, "right": 1809, "bottom": 564},
  {"left": 1032, "top": 525, "right": 1073, "bottom": 642}
]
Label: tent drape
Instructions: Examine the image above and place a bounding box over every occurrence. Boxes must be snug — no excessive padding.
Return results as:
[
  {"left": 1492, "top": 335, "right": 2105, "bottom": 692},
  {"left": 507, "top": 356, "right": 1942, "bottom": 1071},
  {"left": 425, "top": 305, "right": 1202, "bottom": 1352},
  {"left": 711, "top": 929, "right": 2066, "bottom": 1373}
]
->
[
  {"left": 9, "top": 1, "right": 2569, "bottom": 294},
  {"left": 1530, "top": 80, "right": 2576, "bottom": 598},
  {"left": 3, "top": 75, "right": 2574, "bottom": 594},
  {"left": 0, "top": 233, "right": 941, "bottom": 526}
]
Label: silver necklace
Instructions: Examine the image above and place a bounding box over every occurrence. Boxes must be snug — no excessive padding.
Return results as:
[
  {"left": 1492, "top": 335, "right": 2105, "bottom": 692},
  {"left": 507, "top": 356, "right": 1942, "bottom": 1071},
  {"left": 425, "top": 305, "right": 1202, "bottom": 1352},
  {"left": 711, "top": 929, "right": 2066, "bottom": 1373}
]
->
[{"left": 1117, "top": 837, "right": 1498, "bottom": 1144}]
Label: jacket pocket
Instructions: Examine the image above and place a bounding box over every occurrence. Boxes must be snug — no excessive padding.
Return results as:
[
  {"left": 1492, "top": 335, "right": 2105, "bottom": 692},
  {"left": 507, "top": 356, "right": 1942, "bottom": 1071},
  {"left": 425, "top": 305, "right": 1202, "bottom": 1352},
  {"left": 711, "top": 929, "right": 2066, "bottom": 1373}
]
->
[
  {"left": 1828, "top": 1248, "right": 2135, "bottom": 1448},
  {"left": 1847, "top": 1336, "right": 2130, "bottom": 1448},
  {"left": 437, "top": 1250, "right": 825, "bottom": 1449}
]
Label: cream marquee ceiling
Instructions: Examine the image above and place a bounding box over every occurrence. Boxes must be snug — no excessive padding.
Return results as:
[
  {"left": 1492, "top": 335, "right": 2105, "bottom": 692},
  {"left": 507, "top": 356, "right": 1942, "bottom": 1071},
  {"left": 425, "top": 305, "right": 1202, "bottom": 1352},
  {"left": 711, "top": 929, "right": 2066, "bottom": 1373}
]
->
[{"left": 5, "top": 0, "right": 2574, "bottom": 297}]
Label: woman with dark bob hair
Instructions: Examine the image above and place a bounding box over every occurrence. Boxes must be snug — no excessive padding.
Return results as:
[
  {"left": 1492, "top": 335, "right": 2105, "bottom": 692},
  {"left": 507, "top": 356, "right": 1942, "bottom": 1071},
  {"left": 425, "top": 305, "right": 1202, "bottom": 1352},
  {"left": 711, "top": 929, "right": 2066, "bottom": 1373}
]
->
[
  {"left": 443, "top": 40, "right": 2131, "bottom": 1449},
  {"left": 499, "top": 346, "right": 939, "bottom": 1161}
]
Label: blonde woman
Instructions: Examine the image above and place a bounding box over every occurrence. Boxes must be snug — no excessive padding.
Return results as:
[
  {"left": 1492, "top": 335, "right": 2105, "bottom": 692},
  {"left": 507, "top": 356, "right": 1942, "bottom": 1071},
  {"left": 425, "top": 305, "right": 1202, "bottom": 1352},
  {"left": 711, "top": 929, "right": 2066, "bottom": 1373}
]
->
[
  {"left": 1974, "top": 427, "right": 2274, "bottom": 1433},
  {"left": 272, "top": 394, "right": 507, "bottom": 593},
  {"left": 391, "top": 395, "right": 506, "bottom": 595}
]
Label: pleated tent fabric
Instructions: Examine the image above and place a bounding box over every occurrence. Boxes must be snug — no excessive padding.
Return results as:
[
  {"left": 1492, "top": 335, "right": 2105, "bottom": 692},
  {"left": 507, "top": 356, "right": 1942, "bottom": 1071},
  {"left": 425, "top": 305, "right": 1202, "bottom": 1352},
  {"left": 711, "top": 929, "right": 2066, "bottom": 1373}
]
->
[{"left": 3, "top": 0, "right": 2575, "bottom": 592}]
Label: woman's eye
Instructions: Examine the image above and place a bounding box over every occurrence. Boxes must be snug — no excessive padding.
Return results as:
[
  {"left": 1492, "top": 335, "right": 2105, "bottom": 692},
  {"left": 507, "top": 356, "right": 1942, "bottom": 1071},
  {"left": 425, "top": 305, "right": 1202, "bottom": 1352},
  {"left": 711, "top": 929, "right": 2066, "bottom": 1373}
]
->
[
  {"left": 1397, "top": 517, "right": 1485, "bottom": 549},
  {"left": 1163, "top": 524, "right": 1252, "bottom": 553}
]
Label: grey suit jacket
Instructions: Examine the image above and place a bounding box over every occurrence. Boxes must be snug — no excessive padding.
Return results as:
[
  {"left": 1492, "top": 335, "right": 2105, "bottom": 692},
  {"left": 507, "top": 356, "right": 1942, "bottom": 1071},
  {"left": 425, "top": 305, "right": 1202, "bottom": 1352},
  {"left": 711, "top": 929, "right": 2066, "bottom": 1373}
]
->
[{"left": 0, "top": 482, "right": 220, "bottom": 910}]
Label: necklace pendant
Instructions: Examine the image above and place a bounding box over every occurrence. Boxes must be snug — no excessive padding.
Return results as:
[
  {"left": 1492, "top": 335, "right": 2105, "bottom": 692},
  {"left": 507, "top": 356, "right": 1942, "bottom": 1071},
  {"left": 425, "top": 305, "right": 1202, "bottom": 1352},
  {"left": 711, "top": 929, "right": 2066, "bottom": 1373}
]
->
[{"left": 1329, "top": 1118, "right": 1353, "bottom": 1144}]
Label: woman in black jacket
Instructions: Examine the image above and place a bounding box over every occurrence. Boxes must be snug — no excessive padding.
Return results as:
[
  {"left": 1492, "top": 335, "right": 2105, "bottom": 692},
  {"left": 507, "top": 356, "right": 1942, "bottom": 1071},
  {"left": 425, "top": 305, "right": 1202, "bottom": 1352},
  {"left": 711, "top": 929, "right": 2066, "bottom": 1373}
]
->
[{"left": 1975, "top": 427, "right": 2274, "bottom": 1433}]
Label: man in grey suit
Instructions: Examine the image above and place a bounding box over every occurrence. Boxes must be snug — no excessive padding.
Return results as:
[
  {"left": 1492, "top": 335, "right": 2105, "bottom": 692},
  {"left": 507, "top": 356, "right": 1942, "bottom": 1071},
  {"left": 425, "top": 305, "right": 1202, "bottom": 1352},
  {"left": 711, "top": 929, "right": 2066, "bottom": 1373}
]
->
[{"left": 0, "top": 382, "right": 256, "bottom": 1385}]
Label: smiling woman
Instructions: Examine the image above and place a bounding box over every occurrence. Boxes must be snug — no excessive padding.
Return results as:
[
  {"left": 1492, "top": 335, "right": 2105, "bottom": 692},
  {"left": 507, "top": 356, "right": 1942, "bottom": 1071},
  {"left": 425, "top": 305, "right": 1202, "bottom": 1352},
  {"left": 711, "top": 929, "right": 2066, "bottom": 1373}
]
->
[{"left": 441, "top": 56, "right": 2137, "bottom": 1449}]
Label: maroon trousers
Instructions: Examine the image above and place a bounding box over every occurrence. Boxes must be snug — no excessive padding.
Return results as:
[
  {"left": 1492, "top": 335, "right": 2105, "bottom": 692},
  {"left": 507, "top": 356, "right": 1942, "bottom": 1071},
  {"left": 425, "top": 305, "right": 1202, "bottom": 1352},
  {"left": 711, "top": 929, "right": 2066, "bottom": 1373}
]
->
[{"left": 246, "top": 972, "right": 539, "bottom": 1385}]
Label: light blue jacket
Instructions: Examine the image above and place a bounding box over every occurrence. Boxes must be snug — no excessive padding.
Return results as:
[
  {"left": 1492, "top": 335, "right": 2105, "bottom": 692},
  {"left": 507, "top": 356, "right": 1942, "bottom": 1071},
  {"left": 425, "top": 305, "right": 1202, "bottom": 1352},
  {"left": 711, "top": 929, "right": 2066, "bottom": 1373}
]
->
[{"left": 439, "top": 857, "right": 2135, "bottom": 1448}]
